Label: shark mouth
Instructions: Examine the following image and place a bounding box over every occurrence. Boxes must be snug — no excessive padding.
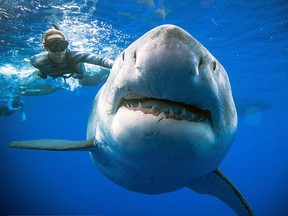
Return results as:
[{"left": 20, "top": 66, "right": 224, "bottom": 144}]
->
[{"left": 119, "top": 97, "right": 210, "bottom": 123}]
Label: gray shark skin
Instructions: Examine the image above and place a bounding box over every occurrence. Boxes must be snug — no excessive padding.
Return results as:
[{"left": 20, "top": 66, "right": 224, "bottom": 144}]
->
[{"left": 10, "top": 24, "right": 254, "bottom": 216}]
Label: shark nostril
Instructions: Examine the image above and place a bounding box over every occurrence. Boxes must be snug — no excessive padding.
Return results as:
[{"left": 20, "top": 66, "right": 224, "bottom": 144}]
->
[
  {"left": 213, "top": 60, "right": 217, "bottom": 71},
  {"left": 133, "top": 51, "right": 137, "bottom": 62},
  {"left": 122, "top": 52, "right": 125, "bottom": 61},
  {"left": 198, "top": 56, "right": 204, "bottom": 68}
]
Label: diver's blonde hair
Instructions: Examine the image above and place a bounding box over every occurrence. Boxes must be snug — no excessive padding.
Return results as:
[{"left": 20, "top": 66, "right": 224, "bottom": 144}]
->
[{"left": 42, "top": 29, "right": 66, "bottom": 43}]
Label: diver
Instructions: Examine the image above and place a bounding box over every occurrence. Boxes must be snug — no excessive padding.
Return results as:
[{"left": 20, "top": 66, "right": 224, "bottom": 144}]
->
[
  {"left": 0, "top": 96, "right": 26, "bottom": 121},
  {"left": 30, "top": 27, "right": 114, "bottom": 81}
]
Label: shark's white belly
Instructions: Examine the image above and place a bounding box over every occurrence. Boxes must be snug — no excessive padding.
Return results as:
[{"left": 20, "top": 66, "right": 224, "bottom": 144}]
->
[{"left": 89, "top": 99, "right": 230, "bottom": 194}]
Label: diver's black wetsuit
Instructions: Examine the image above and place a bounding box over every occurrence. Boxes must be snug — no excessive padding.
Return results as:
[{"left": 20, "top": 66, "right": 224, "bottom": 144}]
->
[
  {"left": 0, "top": 105, "right": 13, "bottom": 116},
  {"left": 0, "top": 98, "right": 24, "bottom": 117},
  {"left": 30, "top": 49, "right": 113, "bottom": 79}
]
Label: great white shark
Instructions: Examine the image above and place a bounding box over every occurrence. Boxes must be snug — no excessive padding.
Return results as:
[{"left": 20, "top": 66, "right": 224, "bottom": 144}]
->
[{"left": 10, "top": 24, "right": 254, "bottom": 215}]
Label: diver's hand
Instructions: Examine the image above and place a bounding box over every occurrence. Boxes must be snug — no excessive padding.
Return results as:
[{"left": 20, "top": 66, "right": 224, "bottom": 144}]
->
[{"left": 38, "top": 71, "right": 47, "bottom": 79}]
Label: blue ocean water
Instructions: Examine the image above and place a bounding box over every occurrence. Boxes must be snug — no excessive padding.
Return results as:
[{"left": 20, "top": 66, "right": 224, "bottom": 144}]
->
[{"left": 0, "top": 0, "right": 287, "bottom": 215}]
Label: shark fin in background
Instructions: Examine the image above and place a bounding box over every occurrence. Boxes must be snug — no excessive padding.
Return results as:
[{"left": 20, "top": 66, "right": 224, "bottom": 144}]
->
[
  {"left": 186, "top": 169, "right": 254, "bottom": 216},
  {"left": 10, "top": 139, "right": 95, "bottom": 151}
]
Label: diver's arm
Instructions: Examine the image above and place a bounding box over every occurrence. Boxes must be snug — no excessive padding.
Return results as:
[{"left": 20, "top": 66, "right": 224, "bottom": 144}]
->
[
  {"left": 30, "top": 54, "right": 49, "bottom": 79},
  {"left": 72, "top": 52, "right": 114, "bottom": 69}
]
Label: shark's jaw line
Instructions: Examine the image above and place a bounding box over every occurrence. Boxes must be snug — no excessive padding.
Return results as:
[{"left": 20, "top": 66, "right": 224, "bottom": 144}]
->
[{"left": 119, "top": 95, "right": 211, "bottom": 123}]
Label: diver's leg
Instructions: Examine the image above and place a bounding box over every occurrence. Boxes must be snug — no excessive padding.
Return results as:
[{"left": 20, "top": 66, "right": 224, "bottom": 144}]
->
[
  {"left": 18, "top": 84, "right": 63, "bottom": 96},
  {"left": 19, "top": 70, "right": 41, "bottom": 86}
]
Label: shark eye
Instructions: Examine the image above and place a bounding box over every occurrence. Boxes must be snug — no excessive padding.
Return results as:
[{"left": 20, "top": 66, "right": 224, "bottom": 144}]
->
[
  {"left": 122, "top": 52, "right": 125, "bottom": 61},
  {"left": 213, "top": 60, "right": 217, "bottom": 71}
]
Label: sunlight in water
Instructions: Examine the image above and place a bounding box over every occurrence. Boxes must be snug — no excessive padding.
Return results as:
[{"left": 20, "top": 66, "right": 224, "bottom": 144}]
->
[
  {"left": 0, "top": 64, "right": 34, "bottom": 80},
  {"left": 64, "top": 77, "right": 80, "bottom": 91},
  {"left": 0, "top": 0, "right": 134, "bottom": 102}
]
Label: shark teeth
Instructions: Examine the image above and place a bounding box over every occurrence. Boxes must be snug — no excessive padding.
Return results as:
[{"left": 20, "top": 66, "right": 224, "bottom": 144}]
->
[{"left": 120, "top": 98, "right": 210, "bottom": 122}]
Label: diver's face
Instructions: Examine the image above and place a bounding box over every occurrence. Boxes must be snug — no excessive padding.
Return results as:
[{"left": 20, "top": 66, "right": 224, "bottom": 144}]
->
[
  {"left": 45, "top": 34, "right": 68, "bottom": 63},
  {"left": 48, "top": 50, "right": 66, "bottom": 63}
]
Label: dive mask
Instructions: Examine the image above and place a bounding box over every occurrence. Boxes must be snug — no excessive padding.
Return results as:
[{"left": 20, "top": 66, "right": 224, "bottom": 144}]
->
[{"left": 44, "top": 39, "right": 69, "bottom": 52}]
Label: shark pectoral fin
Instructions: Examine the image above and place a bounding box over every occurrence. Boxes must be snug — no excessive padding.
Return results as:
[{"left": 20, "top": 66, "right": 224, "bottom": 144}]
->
[
  {"left": 10, "top": 138, "right": 95, "bottom": 151},
  {"left": 186, "top": 169, "right": 254, "bottom": 216}
]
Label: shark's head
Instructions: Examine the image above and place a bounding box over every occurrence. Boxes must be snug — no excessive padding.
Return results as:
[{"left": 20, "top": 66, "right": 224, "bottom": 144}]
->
[{"left": 88, "top": 24, "right": 237, "bottom": 194}]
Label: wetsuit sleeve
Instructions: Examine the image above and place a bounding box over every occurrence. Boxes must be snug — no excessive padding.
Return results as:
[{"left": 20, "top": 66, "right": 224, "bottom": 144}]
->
[
  {"left": 72, "top": 52, "right": 114, "bottom": 69},
  {"left": 30, "top": 54, "right": 48, "bottom": 79}
]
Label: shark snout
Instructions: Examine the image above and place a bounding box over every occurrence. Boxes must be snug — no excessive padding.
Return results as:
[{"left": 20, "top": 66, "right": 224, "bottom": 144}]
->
[
  {"left": 133, "top": 48, "right": 201, "bottom": 82},
  {"left": 132, "top": 34, "right": 203, "bottom": 79},
  {"left": 113, "top": 24, "right": 223, "bottom": 117}
]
